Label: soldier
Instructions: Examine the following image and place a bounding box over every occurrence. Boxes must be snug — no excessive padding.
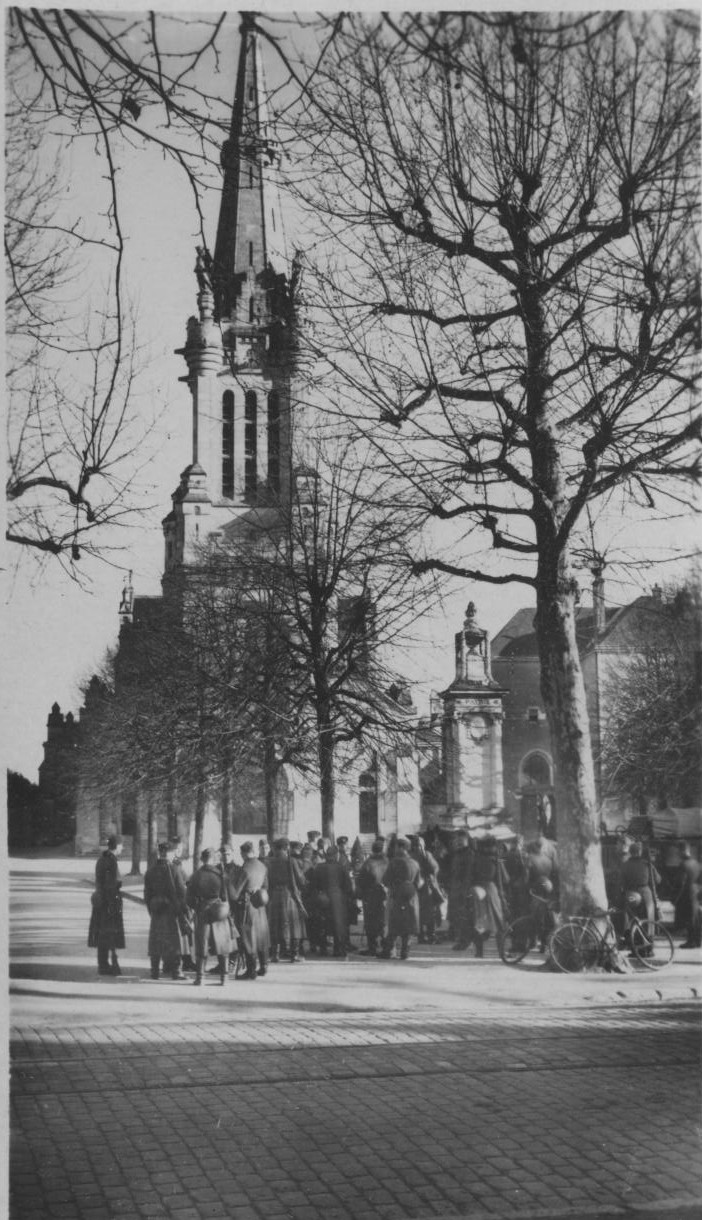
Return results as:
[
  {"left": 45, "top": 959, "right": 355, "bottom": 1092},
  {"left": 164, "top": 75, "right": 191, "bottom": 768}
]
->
[
  {"left": 449, "top": 830, "right": 475, "bottom": 949},
  {"left": 675, "top": 843, "right": 701, "bottom": 949},
  {"left": 88, "top": 834, "right": 125, "bottom": 977},
  {"left": 186, "top": 848, "right": 236, "bottom": 986},
  {"left": 356, "top": 839, "right": 389, "bottom": 956},
  {"left": 267, "top": 838, "right": 307, "bottom": 963},
  {"left": 410, "top": 835, "right": 442, "bottom": 944},
  {"left": 228, "top": 841, "right": 271, "bottom": 979},
  {"left": 380, "top": 837, "right": 423, "bottom": 960},
  {"left": 170, "top": 836, "right": 197, "bottom": 972},
  {"left": 144, "top": 842, "right": 187, "bottom": 980}
]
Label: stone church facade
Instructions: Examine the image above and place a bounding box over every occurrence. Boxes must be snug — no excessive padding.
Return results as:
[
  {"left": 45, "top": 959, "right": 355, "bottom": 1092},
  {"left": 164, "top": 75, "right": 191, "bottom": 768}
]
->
[{"left": 66, "top": 19, "right": 493, "bottom": 859}]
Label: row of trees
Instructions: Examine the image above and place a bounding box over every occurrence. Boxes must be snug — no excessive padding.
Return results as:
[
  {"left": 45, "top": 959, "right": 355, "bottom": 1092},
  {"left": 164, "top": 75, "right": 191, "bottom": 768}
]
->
[{"left": 78, "top": 447, "right": 435, "bottom": 864}]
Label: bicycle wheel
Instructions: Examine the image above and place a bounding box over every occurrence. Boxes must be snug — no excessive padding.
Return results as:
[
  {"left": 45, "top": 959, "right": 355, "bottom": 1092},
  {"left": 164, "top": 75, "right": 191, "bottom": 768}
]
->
[
  {"left": 548, "top": 921, "right": 600, "bottom": 973},
  {"left": 499, "top": 917, "right": 535, "bottom": 965},
  {"left": 630, "top": 920, "right": 674, "bottom": 970}
]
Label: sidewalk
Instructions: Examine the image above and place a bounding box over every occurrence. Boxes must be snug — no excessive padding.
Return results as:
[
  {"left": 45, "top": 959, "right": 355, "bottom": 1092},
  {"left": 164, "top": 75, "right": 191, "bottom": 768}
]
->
[{"left": 9, "top": 852, "right": 702, "bottom": 1030}]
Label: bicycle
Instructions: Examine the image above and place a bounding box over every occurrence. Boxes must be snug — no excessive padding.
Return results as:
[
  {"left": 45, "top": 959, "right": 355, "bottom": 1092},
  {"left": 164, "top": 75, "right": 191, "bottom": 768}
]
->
[
  {"left": 499, "top": 891, "right": 559, "bottom": 965},
  {"left": 548, "top": 906, "right": 674, "bottom": 973}
]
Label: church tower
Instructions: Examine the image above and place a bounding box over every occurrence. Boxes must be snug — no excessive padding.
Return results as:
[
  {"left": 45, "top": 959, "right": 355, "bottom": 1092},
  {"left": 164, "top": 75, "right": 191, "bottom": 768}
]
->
[{"left": 163, "top": 14, "right": 296, "bottom": 575}]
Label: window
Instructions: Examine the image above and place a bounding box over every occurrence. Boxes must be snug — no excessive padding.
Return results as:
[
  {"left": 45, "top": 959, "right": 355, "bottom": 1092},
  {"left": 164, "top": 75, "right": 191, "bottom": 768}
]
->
[
  {"left": 249, "top": 241, "right": 254, "bottom": 266},
  {"left": 222, "top": 391, "right": 234, "bottom": 499},
  {"left": 245, "top": 391, "right": 257, "bottom": 500},
  {"left": 520, "top": 751, "right": 552, "bottom": 788},
  {"left": 249, "top": 296, "right": 255, "bottom": 323},
  {"left": 527, "top": 706, "right": 541, "bottom": 723},
  {"left": 268, "top": 392, "right": 280, "bottom": 493}
]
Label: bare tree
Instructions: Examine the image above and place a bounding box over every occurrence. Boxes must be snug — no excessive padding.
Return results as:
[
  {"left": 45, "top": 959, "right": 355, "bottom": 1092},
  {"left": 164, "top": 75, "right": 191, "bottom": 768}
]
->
[
  {"left": 210, "top": 439, "right": 437, "bottom": 840},
  {"left": 282, "top": 11, "right": 701, "bottom": 914},
  {"left": 5, "top": 50, "right": 153, "bottom": 566},
  {"left": 601, "top": 584, "right": 702, "bottom": 814}
]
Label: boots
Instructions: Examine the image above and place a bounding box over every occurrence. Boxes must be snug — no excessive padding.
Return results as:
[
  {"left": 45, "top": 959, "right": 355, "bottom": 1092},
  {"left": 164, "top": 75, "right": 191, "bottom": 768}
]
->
[
  {"left": 150, "top": 958, "right": 160, "bottom": 980},
  {"left": 218, "top": 955, "right": 228, "bottom": 985},
  {"left": 291, "top": 940, "right": 304, "bottom": 963},
  {"left": 110, "top": 953, "right": 122, "bottom": 976},
  {"left": 242, "top": 953, "right": 257, "bottom": 980},
  {"left": 257, "top": 953, "right": 268, "bottom": 977}
]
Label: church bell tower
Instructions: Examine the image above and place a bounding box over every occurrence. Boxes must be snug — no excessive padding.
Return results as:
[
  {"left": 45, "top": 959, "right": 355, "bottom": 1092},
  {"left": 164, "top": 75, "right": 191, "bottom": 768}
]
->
[{"left": 164, "top": 13, "right": 296, "bottom": 576}]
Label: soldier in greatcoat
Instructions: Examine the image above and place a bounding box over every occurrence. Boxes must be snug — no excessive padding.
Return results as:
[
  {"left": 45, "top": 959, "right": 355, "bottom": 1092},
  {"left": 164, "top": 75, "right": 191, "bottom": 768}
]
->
[
  {"left": 449, "top": 830, "right": 475, "bottom": 949},
  {"left": 186, "top": 848, "right": 236, "bottom": 985},
  {"left": 144, "top": 842, "right": 187, "bottom": 980},
  {"left": 267, "top": 838, "right": 307, "bottom": 963},
  {"left": 675, "top": 843, "right": 702, "bottom": 949},
  {"left": 380, "top": 838, "right": 423, "bottom": 960},
  {"left": 88, "top": 834, "right": 125, "bottom": 976},
  {"left": 228, "top": 841, "right": 271, "bottom": 978},
  {"left": 169, "top": 836, "right": 197, "bottom": 972},
  {"left": 410, "top": 835, "right": 442, "bottom": 944},
  {"left": 310, "top": 846, "right": 355, "bottom": 958},
  {"left": 356, "top": 839, "right": 389, "bottom": 956}
]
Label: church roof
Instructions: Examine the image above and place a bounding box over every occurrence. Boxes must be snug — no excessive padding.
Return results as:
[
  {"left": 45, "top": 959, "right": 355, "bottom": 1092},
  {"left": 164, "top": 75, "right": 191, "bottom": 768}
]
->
[{"left": 212, "top": 14, "right": 289, "bottom": 324}]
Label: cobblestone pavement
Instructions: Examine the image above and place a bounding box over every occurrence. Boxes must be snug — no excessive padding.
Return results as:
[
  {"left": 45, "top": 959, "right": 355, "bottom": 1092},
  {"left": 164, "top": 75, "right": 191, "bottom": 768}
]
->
[
  {"left": 9, "top": 856, "right": 702, "bottom": 1220},
  {"left": 11, "top": 1003, "right": 702, "bottom": 1220}
]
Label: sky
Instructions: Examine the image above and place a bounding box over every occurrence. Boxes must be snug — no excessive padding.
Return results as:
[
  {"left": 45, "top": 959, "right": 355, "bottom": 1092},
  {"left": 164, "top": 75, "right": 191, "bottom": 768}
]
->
[{"left": 3, "top": 6, "right": 699, "bottom": 784}]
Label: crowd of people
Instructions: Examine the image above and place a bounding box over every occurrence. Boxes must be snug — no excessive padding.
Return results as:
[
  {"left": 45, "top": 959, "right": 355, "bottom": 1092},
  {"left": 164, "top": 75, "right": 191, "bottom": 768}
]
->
[{"left": 87, "top": 825, "right": 701, "bottom": 981}]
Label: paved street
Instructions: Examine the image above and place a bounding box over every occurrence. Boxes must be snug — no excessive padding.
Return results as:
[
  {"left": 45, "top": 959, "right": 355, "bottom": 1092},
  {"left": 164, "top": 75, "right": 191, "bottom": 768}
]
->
[{"left": 9, "top": 854, "right": 702, "bottom": 1220}]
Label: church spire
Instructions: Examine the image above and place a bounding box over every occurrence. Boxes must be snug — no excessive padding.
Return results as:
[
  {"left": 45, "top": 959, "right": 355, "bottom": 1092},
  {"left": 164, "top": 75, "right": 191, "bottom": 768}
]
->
[{"left": 212, "top": 13, "right": 290, "bottom": 358}]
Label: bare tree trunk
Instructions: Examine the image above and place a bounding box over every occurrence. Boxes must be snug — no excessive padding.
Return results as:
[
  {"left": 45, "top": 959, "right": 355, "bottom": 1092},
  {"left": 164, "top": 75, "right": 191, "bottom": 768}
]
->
[
  {"left": 146, "top": 788, "right": 158, "bottom": 866},
  {"left": 192, "top": 768, "right": 207, "bottom": 865},
  {"left": 165, "top": 760, "right": 177, "bottom": 840},
  {"left": 130, "top": 803, "right": 142, "bottom": 876},
  {"left": 220, "top": 753, "right": 232, "bottom": 843},
  {"left": 536, "top": 558, "right": 607, "bottom": 918},
  {"left": 318, "top": 723, "right": 336, "bottom": 843},
  {"left": 263, "top": 738, "right": 278, "bottom": 842}
]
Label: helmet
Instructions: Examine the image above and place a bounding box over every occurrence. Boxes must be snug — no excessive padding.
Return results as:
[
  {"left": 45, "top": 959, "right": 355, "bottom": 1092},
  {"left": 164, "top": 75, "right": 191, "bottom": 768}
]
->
[{"left": 625, "top": 890, "right": 642, "bottom": 909}]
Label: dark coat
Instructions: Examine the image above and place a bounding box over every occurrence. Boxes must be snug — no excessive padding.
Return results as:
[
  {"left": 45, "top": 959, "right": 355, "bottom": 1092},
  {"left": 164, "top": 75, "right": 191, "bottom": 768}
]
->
[
  {"left": 229, "top": 858, "right": 270, "bottom": 956},
  {"left": 356, "top": 854, "right": 389, "bottom": 942},
  {"left": 187, "top": 864, "right": 236, "bottom": 958},
  {"left": 311, "top": 859, "right": 353, "bottom": 946},
  {"left": 675, "top": 857, "right": 702, "bottom": 943},
  {"left": 267, "top": 852, "right": 307, "bottom": 943},
  {"left": 385, "top": 854, "right": 422, "bottom": 937},
  {"left": 468, "top": 849, "right": 508, "bottom": 938},
  {"left": 620, "top": 857, "right": 662, "bottom": 924},
  {"left": 88, "top": 850, "right": 125, "bottom": 950},
  {"left": 413, "top": 848, "right": 441, "bottom": 925},
  {"left": 144, "top": 858, "right": 186, "bottom": 961},
  {"left": 448, "top": 845, "right": 473, "bottom": 932}
]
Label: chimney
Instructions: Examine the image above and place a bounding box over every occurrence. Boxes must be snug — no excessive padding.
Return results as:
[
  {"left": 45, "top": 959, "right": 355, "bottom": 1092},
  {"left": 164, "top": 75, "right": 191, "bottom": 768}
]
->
[{"left": 592, "top": 563, "right": 606, "bottom": 638}]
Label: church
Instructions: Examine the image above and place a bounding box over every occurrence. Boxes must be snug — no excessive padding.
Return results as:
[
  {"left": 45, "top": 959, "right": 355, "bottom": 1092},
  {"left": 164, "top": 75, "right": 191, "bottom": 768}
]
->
[
  {"left": 64, "top": 19, "right": 509, "bottom": 860},
  {"left": 36, "top": 19, "right": 691, "bottom": 864}
]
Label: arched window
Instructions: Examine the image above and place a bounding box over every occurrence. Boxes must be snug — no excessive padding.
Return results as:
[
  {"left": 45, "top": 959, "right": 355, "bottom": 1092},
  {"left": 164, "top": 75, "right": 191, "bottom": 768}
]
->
[
  {"left": 249, "top": 296, "right": 255, "bottom": 323},
  {"left": 519, "top": 751, "right": 553, "bottom": 789},
  {"left": 267, "top": 392, "right": 280, "bottom": 494},
  {"left": 245, "top": 391, "right": 257, "bottom": 500},
  {"left": 222, "top": 391, "right": 234, "bottom": 499}
]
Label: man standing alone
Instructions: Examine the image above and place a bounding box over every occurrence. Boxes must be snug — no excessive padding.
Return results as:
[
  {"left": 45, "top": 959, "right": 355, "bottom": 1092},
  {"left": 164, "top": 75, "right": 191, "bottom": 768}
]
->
[{"left": 88, "top": 834, "right": 125, "bottom": 976}]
